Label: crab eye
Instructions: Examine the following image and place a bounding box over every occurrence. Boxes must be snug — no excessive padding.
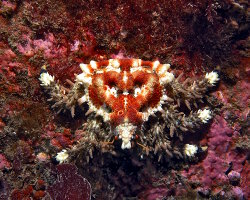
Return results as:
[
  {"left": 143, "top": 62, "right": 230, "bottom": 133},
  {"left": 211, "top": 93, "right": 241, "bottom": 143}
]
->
[
  {"left": 110, "top": 87, "right": 118, "bottom": 97},
  {"left": 134, "top": 87, "right": 142, "bottom": 97}
]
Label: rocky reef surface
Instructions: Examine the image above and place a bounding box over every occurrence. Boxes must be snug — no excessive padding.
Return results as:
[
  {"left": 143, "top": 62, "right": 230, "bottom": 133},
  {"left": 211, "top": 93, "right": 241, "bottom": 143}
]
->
[{"left": 0, "top": 0, "right": 249, "bottom": 199}]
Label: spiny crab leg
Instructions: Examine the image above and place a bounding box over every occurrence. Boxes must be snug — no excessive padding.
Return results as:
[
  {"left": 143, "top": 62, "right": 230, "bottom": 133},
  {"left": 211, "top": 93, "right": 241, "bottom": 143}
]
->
[{"left": 136, "top": 142, "right": 150, "bottom": 155}]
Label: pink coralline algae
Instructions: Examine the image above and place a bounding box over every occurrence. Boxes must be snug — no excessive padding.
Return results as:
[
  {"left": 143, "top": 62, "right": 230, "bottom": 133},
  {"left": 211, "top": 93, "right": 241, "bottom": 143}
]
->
[
  {"left": 232, "top": 186, "right": 244, "bottom": 200},
  {"left": 181, "top": 115, "right": 248, "bottom": 196},
  {"left": 17, "top": 33, "right": 67, "bottom": 59},
  {"left": 43, "top": 128, "right": 74, "bottom": 149},
  {"left": 47, "top": 164, "right": 91, "bottom": 200},
  {"left": 0, "top": 154, "right": 11, "bottom": 170},
  {"left": 138, "top": 187, "right": 173, "bottom": 200}
]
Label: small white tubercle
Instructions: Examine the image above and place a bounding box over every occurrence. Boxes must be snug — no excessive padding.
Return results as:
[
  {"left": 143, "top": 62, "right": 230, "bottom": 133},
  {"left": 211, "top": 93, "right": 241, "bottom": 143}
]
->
[
  {"left": 159, "top": 72, "right": 175, "bottom": 84},
  {"left": 76, "top": 73, "right": 92, "bottom": 85},
  {"left": 132, "top": 59, "right": 142, "bottom": 67},
  {"left": 80, "top": 63, "right": 91, "bottom": 74},
  {"left": 157, "top": 64, "right": 170, "bottom": 75},
  {"left": 109, "top": 59, "right": 120, "bottom": 68},
  {"left": 56, "top": 149, "right": 69, "bottom": 164},
  {"left": 90, "top": 60, "right": 97, "bottom": 69}
]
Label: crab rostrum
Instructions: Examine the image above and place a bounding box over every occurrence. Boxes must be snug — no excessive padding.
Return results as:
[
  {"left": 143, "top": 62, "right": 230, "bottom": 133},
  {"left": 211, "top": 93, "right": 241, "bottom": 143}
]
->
[{"left": 39, "top": 59, "right": 219, "bottom": 162}]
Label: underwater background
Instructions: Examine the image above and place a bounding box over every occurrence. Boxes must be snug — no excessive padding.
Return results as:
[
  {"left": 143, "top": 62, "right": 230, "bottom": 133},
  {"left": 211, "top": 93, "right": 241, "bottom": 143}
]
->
[{"left": 0, "top": 0, "right": 249, "bottom": 199}]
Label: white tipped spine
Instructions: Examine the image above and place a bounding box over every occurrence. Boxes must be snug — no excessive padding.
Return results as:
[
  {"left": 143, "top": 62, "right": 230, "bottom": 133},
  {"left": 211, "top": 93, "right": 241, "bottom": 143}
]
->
[
  {"left": 55, "top": 149, "right": 69, "bottom": 164},
  {"left": 184, "top": 144, "right": 198, "bottom": 157},
  {"left": 80, "top": 63, "right": 91, "bottom": 74},
  {"left": 197, "top": 108, "right": 212, "bottom": 123},
  {"left": 39, "top": 72, "right": 55, "bottom": 86},
  {"left": 205, "top": 71, "right": 219, "bottom": 85},
  {"left": 90, "top": 60, "right": 97, "bottom": 69},
  {"left": 152, "top": 60, "right": 160, "bottom": 71}
]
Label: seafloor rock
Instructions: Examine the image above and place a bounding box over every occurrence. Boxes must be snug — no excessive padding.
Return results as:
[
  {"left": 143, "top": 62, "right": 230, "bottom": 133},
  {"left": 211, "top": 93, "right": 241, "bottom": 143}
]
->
[
  {"left": 0, "top": 0, "right": 249, "bottom": 199},
  {"left": 47, "top": 164, "right": 91, "bottom": 200}
]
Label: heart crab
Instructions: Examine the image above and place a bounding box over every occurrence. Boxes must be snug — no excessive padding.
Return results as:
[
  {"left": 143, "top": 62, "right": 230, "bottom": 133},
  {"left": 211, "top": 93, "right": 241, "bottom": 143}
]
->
[{"left": 39, "top": 59, "right": 219, "bottom": 162}]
